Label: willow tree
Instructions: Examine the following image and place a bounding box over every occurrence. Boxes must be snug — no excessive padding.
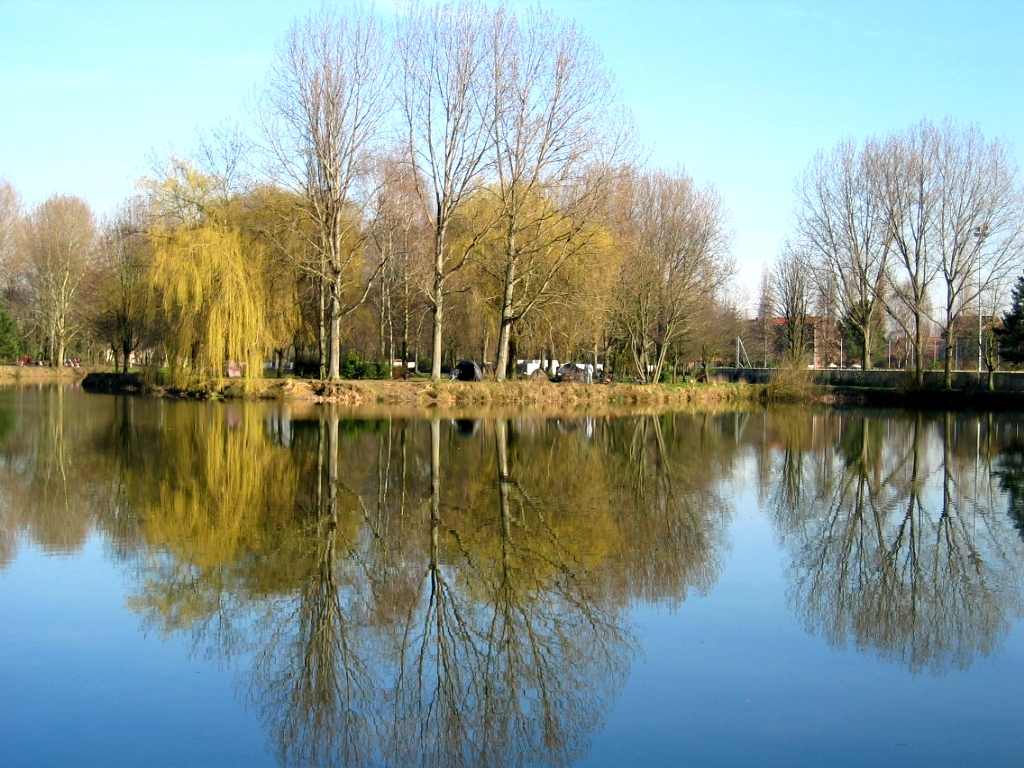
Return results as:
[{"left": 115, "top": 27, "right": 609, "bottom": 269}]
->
[
  {"left": 229, "top": 187, "right": 308, "bottom": 376},
  {"left": 149, "top": 224, "right": 271, "bottom": 383},
  {"left": 260, "top": 4, "right": 392, "bottom": 380},
  {"left": 146, "top": 163, "right": 275, "bottom": 384}
]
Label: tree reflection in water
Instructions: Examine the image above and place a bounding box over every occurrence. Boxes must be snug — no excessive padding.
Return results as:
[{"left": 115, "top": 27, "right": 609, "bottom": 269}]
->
[
  {"left": 89, "top": 406, "right": 730, "bottom": 768},
  {"left": 6, "top": 390, "right": 1024, "bottom": 762},
  {"left": 763, "top": 410, "right": 1024, "bottom": 674}
]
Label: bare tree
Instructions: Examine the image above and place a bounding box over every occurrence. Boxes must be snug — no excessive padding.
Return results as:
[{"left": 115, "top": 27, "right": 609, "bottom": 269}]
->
[
  {"left": 260, "top": 3, "right": 393, "bottom": 380},
  {"left": 90, "top": 198, "right": 154, "bottom": 372},
  {"left": 614, "top": 168, "right": 733, "bottom": 383},
  {"left": 752, "top": 264, "right": 776, "bottom": 367},
  {"left": 367, "top": 154, "right": 429, "bottom": 372},
  {"left": 194, "top": 119, "right": 254, "bottom": 200},
  {"left": 873, "top": 124, "right": 939, "bottom": 387},
  {"left": 397, "top": 0, "right": 495, "bottom": 380},
  {"left": 482, "top": 6, "right": 631, "bottom": 380},
  {"left": 929, "top": 121, "right": 1024, "bottom": 387},
  {"left": 772, "top": 243, "right": 812, "bottom": 365},
  {"left": 0, "top": 179, "right": 21, "bottom": 280},
  {"left": 797, "top": 137, "right": 890, "bottom": 369},
  {"left": 20, "top": 195, "right": 97, "bottom": 363}
]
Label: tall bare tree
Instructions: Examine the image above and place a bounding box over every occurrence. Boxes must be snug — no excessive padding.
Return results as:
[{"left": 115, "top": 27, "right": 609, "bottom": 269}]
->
[
  {"left": 614, "top": 168, "right": 733, "bottom": 383},
  {"left": 797, "top": 137, "right": 890, "bottom": 369},
  {"left": 91, "top": 198, "right": 154, "bottom": 372},
  {"left": 260, "top": 3, "right": 393, "bottom": 380},
  {"left": 772, "top": 243, "right": 812, "bottom": 364},
  {"left": 928, "top": 121, "right": 1024, "bottom": 387},
  {"left": 873, "top": 123, "right": 939, "bottom": 386},
  {"left": 0, "top": 180, "right": 21, "bottom": 280},
  {"left": 397, "top": 0, "right": 494, "bottom": 380},
  {"left": 20, "top": 195, "right": 97, "bottom": 363},
  {"left": 482, "top": 6, "right": 630, "bottom": 380}
]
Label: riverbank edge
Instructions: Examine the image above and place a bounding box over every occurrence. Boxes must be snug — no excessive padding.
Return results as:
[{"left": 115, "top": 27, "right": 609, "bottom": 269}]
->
[
  {"left": 80, "top": 372, "right": 767, "bottom": 409},
  {"left": 76, "top": 371, "right": 1024, "bottom": 412},
  {"left": 0, "top": 365, "right": 86, "bottom": 382},
  {"left": 823, "top": 385, "right": 1024, "bottom": 410}
]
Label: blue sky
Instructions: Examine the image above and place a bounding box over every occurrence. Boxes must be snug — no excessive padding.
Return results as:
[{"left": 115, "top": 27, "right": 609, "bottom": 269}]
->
[{"left": 1, "top": 0, "right": 1021, "bottom": 298}]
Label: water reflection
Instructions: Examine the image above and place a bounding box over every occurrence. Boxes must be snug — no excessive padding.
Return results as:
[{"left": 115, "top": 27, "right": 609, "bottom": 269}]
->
[
  {"left": 0, "top": 392, "right": 734, "bottom": 767},
  {"left": 761, "top": 409, "right": 1024, "bottom": 674},
  {"left": 3, "top": 389, "right": 1024, "bottom": 764}
]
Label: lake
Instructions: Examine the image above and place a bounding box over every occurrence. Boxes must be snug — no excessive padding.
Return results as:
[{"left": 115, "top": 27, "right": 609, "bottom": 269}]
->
[{"left": 2, "top": 385, "right": 1024, "bottom": 767}]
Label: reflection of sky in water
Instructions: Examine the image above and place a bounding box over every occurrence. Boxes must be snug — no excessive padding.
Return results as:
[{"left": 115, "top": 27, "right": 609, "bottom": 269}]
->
[{"left": 2, "top": 389, "right": 1024, "bottom": 767}]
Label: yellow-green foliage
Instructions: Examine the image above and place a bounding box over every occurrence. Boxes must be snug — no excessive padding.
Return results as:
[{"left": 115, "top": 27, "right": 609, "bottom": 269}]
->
[
  {"left": 149, "top": 222, "right": 271, "bottom": 384},
  {"left": 143, "top": 162, "right": 299, "bottom": 385}
]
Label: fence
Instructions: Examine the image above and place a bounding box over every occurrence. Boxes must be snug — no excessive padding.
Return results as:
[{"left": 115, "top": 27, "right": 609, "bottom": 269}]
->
[{"left": 714, "top": 367, "right": 1024, "bottom": 393}]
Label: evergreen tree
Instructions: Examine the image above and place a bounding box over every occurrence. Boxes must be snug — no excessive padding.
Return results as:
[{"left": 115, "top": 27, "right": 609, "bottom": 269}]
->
[
  {"left": 0, "top": 305, "right": 20, "bottom": 361},
  {"left": 997, "top": 276, "right": 1024, "bottom": 364}
]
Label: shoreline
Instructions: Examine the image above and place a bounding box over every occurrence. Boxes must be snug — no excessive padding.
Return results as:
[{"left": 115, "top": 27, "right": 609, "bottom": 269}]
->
[
  {"left": 823, "top": 385, "right": 1024, "bottom": 410},
  {"left": 0, "top": 364, "right": 86, "bottom": 382},
  {"left": 66, "top": 371, "right": 1024, "bottom": 412},
  {"left": 79, "top": 372, "right": 767, "bottom": 411}
]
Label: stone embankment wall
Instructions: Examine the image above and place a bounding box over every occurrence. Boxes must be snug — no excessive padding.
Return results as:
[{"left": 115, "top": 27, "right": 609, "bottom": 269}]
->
[{"left": 716, "top": 367, "right": 1024, "bottom": 392}]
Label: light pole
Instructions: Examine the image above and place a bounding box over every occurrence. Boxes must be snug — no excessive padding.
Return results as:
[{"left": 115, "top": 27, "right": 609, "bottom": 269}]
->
[{"left": 975, "top": 226, "right": 986, "bottom": 374}]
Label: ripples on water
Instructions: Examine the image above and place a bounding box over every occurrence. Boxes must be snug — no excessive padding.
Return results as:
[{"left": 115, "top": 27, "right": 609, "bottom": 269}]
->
[{"left": 2, "top": 386, "right": 1024, "bottom": 767}]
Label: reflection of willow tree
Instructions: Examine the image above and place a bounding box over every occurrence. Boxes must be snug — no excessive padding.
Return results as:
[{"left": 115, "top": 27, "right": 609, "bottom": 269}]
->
[
  {"left": 113, "top": 410, "right": 734, "bottom": 768},
  {"left": 120, "top": 402, "right": 303, "bottom": 641},
  {"left": 767, "top": 410, "right": 1024, "bottom": 674}
]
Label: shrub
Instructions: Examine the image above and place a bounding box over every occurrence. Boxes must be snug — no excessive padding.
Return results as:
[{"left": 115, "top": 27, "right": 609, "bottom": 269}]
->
[
  {"left": 764, "top": 365, "right": 821, "bottom": 403},
  {"left": 340, "top": 352, "right": 387, "bottom": 380}
]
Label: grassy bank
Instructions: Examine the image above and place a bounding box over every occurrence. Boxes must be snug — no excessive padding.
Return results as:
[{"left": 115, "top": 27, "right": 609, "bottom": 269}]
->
[
  {"left": 312, "top": 379, "right": 765, "bottom": 408},
  {"left": 82, "top": 372, "right": 766, "bottom": 410},
  {"left": 77, "top": 371, "right": 1024, "bottom": 412},
  {"left": 0, "top": 364, "right": 86, "bottom": 382}
]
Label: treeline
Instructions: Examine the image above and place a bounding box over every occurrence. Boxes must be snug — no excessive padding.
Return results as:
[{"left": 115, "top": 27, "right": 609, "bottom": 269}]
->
[
  {"left": 0, "top": 1, "right": 738, "bottom": 383},
  {"left": 760, "top": 119, "right": 1024, "bottom": 388}
]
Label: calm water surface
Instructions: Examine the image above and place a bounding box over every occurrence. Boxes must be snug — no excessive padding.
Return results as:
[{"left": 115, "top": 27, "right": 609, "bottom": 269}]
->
[{"left": 3, "top": 386, "right": 1024, "bottom": 767}]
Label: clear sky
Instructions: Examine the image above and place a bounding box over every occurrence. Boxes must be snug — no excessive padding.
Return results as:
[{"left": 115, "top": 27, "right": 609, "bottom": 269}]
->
[{"left": 1, "top": 0, "right": 1021, "bottom": 300}]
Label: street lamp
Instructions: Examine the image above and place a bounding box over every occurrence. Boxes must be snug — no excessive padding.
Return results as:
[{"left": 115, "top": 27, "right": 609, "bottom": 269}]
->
[{"left": 974, "top": 226, "right": 987, "bottom": 375}]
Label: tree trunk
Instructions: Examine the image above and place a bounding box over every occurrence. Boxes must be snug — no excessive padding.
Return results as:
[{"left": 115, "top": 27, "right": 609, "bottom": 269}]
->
[
  {"left": 913, "top": 319, "right": 925, "bottom": 388},
  {"left": 943, "top": 335, "right": 954, "bottom": 389},
  {"left": 430, "top": 280, "right": 444, "bottom": 381},
  {"left": 318, "top": 274, "right": 327, "bottom": 380},
  {"left": 328, "top": 284, "right": 341, "bottom": 380},
  {"left": 508, "top": 334, "right": 518, "bottom": 380},
  {"left": 495, "top": 320, "right": 514, "bottom": 383},
  {"left": 494, "top": 253, "right": 517, "bottom": 382},
  {"left": 430, "top": 225, "right": 445, "bottom": 381}
]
